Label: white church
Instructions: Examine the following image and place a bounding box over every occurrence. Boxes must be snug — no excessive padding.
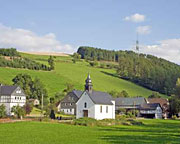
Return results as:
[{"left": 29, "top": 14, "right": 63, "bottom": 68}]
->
[{"left": 76, "top": 74, "right": 115, "bottom": 120}]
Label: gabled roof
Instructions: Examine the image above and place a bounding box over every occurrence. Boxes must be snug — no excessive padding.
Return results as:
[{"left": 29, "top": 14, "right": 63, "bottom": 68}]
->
[
  {"left": 114, "top": 97, "right": 146, "bottom": 106},
  {"left": 72, "top": 90, "right": 83, "bottom": 98},
  {"left": 86, "top": 90, "right": 113, "bottom": 105},
  {"left": 56, "top": 90, "right": 83, "bottom": 106},
  {"left": 147, "top": 98, "right": 169, "bottom": 107},
  {"left": 0, "top": 85, "right": 18, "bottom": 96},
  {"left": 140, "top": 103, "right": 161, "bottom": 110}
]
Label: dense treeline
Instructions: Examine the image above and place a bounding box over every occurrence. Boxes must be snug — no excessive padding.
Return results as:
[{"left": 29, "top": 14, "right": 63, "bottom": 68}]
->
[
  {"left": 12, "top": 74, "right": 48, "bottom": 105},
  {"left": 0, "top": 48, "right": 20, "bottom": 57},
  {"left": 0, "top": 48, "right": 50, "bottom": 71},
  {"left": 77, "top": 46, "right": 180, "bottom": 95},
  {"left": 0, "top": 56, "right": 50, "bottom": 71}
]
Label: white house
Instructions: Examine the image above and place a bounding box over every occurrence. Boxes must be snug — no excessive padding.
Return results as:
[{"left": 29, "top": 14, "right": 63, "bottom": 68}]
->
[
  {"left": 76, "top": 74, "right": 115, "bottom": 120},
  {"left": 0, "top": 85, "right": 26, "bottom": 116}
]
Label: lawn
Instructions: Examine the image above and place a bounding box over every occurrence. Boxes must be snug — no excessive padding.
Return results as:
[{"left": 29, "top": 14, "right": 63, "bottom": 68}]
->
[
  {"left": 0, "top": 119, "right": 179, "bottom": 144},
  {"left": 0, "top": 53, "right": 166, "bottom": 98}
]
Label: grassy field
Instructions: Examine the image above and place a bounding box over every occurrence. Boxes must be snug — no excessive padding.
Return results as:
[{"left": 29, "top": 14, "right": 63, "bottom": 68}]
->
[
  {"left": 0, "top": 119, "right": 179, "bottom": 144},
  {"left": 0, "top": 52, "right": 166, "bottom": 98}
]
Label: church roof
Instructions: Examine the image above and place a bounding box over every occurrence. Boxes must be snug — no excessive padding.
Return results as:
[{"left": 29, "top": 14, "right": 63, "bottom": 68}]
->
[
  {"left": 86, "top": 90, "right": 113, "bottom": 105},
  {"left": 0, "top": 85, "right": 18, "bottom": 96}
]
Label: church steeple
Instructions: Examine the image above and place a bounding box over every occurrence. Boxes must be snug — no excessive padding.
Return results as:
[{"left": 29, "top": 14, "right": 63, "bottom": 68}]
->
[{"left": 85, "top": 73, "right": 93, "bottom": 92}]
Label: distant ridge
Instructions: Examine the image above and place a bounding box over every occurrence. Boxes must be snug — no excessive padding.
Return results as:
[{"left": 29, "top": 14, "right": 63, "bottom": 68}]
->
[{"left": 20, "top": 51, "right": 70, "bottom": 56}]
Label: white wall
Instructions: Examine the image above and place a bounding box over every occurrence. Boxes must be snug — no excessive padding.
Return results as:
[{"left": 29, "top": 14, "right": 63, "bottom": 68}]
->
[
  {"left": 0, "top": 95, "right": 26, "bottom": 116},
  {"left": 155, "top": 106, "right": 162, "bottom": 119},
  {"left": 76, "top": 91, "right": 95, "bottom": 119},
  {"left": 76, "top": 92, "right": 115, "bottom": 120},
  {"left": 61, "top": 108, "right": 75, "bottom": 115},
  {"left": 94, "top": 100, "right": 115, "bottom": 120}
]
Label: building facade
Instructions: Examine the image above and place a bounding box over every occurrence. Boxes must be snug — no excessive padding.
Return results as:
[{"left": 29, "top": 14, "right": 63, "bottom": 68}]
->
[
  {"left": 57, "top": 90, "right": 83, "bottom": 115},
  {"left": 0, "top": 85, "right": 26, "bottom": 116},
  {"left": 140, "top": 103, "right": 163, "bottom": 119},
  {"left": 76, "top": 74, "right": 115, "bottom": 120}
]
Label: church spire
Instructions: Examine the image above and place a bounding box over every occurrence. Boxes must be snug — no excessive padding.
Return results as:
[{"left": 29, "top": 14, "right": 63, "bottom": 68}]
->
[{"left": 85, "top": 73, "right": 93, "bottom": 92}]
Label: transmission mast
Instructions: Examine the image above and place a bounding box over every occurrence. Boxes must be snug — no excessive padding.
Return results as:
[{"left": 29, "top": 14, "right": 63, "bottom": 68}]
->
[{"left": 136, "top": 33, "right": 139, "bottom": 56}]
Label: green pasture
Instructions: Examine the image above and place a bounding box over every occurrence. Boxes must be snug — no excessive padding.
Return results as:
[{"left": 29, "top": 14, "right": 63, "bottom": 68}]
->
[
  {"left": 0, "top": 53, "right": 166, "bottom": 98},
  {"left": 0, "top": 119, "right": 179, "bottom": 144}
]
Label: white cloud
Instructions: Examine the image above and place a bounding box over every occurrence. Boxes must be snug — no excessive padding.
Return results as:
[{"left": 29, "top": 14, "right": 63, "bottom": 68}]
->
[
  {"left": 136, "top": 25, "right": 151, "bottom": 35},
  {"left": 140, "top": 39, "right": 180, "bottom": 64},
  {"left": 0, "top": 23, "right": 75, "bottom": 54},
  {"left": 124, "top": 13, "right": 145, "bottom": 23}
]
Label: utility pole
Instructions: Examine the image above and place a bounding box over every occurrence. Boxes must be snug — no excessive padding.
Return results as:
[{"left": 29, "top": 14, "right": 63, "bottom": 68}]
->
[{"left": 41, "top": 94, "right": 44, "bottom": 121}]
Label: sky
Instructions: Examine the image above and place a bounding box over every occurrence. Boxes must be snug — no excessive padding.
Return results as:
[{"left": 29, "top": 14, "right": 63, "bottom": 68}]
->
[{"left": 0, "top": 0, "right": 180, "bottom": 64}]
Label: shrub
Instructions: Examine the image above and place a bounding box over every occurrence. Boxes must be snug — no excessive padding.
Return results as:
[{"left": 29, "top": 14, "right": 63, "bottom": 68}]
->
[
  {"left": 0, "top": 104, "right": 6, "bottom": 118},
  {"left": 11, "top": 105, "right": 25, "bottom": 119},
  {"left": 127, "top": 119, "right": 144, "bottom": 125},
  {"left": 100, "top": 63, "right": 106, "bottom": 68},
  {"left": 172, "top": 115, "right": 177, "bottom": 120},
  {"left": 89, "top": 61, "right": 98, "bottom": 67},
  {"left": 23, "top": 102, "right": 33, "bottom": 114},
  {"left": 73, "top": 118, "right": 97, "bottom": 126}
]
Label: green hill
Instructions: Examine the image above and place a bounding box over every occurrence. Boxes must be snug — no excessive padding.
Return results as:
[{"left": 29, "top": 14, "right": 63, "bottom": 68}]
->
[{"left": 0, "top": 52, "right": 166, "bottom": 98}]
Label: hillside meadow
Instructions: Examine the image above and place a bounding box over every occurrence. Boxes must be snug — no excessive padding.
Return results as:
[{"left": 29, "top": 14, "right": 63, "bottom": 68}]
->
[
  {"left": 0, "top": 52, "right": 166, "bottom": 98},
  {"left": 0, "top": 119, "right": 179, "bottom": 144}
]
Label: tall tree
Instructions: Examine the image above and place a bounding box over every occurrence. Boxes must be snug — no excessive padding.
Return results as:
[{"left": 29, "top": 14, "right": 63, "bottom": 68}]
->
[
  {"left": 12, "top": 74, "right": 33, "bottom": 98},
  {"left": 48, "top": 56, "right": 55, "bottom": 70}
]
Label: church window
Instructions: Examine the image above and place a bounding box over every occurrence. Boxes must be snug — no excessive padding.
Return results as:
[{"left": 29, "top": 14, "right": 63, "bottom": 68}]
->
[
  {"left": 106, "top": 106, "right": 108, "bottom": 113},
  {"left": 100, "top": 106, "right": 102, "bottom": 113},
  {"left": 84, "top": 102, "right": 87, "bottom": 108}
]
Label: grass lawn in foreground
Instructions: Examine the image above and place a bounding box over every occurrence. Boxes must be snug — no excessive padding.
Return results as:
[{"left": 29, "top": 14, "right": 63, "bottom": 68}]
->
[{"left": 0, "top": 119, "right": 179, "bottom": 144}]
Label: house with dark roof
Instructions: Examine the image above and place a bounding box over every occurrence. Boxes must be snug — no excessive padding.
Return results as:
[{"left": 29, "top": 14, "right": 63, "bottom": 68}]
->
[
  {"left": 57, "top": 90, "right": 83, "bottom": 115},
  {"left": 57, "top": 74, "right": 164, "bottom": 119},
  {"left": 139, "top": 103, "right": 163, "bottom": 119},
  {"left": 76, "top": 74, "right": 115, "bottom": 120},
  {"left": 114, "top": 97, "right": 147, "bottom": 111},
  {"left": 0, "top": 84, "right": 26, "bottom": 115},
  {"left": 147, "top": 98, "right": 169, "bottom": 118},
  {"left": 114, "top": 97, "right": 163, "bottom": 119}
]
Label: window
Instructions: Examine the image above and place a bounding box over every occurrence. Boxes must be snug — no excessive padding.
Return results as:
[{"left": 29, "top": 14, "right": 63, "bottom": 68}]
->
[
  {"left": 70, "top": 109, "right": 72, "bottom": 112},
  {"left": 70, "top": 103, "right": 72, "bottom": 106},
  {"left": 84, "top": 102, "right": 87, "bottom": 108},
  {"left": 100, "top": 106, "right": 102, "bottom": 113},
  {"left": 65, "top": 103, "right": 67, "bottom": 106},
  {"left": 16, "top": 89, "right": 21, "bottom": 93},
  {"left": 106, "top": 106, "right": 108, "bottom": 113}
]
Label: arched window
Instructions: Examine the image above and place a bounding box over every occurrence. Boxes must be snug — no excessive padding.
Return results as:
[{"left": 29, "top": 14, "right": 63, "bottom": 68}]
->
[{"left": 84, "top": 102, "right": 87, "bottom": 108}]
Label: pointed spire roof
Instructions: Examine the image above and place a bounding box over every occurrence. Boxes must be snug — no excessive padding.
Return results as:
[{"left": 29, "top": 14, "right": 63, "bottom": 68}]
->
[
  {"left": 85, "top": 73, "right": 93, "bottom": 92},
  {"left": 85, "top": 73, "right": 92, "bottom": 83}
]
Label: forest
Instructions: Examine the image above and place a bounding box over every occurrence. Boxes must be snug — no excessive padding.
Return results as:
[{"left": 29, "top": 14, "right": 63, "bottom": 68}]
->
[
  {"left": 77, "top": 46, "right": 180, "bottom": 95},
  {"left": 0, "top": 48, "right": 50, "bottom": 71}
]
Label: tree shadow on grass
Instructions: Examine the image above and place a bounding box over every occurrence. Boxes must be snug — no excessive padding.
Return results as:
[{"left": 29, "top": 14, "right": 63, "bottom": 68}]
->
[
  {"left": 99, "top": 122, "right": 180, "bottom": 144},
  {"left": 100, "top": 71, "right": 121, "bottom": 79}
]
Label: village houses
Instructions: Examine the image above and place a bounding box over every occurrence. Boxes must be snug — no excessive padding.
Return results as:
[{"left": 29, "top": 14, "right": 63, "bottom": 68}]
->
[{"left": 57, "top": 74, "right": 168, "bottom": 119}]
